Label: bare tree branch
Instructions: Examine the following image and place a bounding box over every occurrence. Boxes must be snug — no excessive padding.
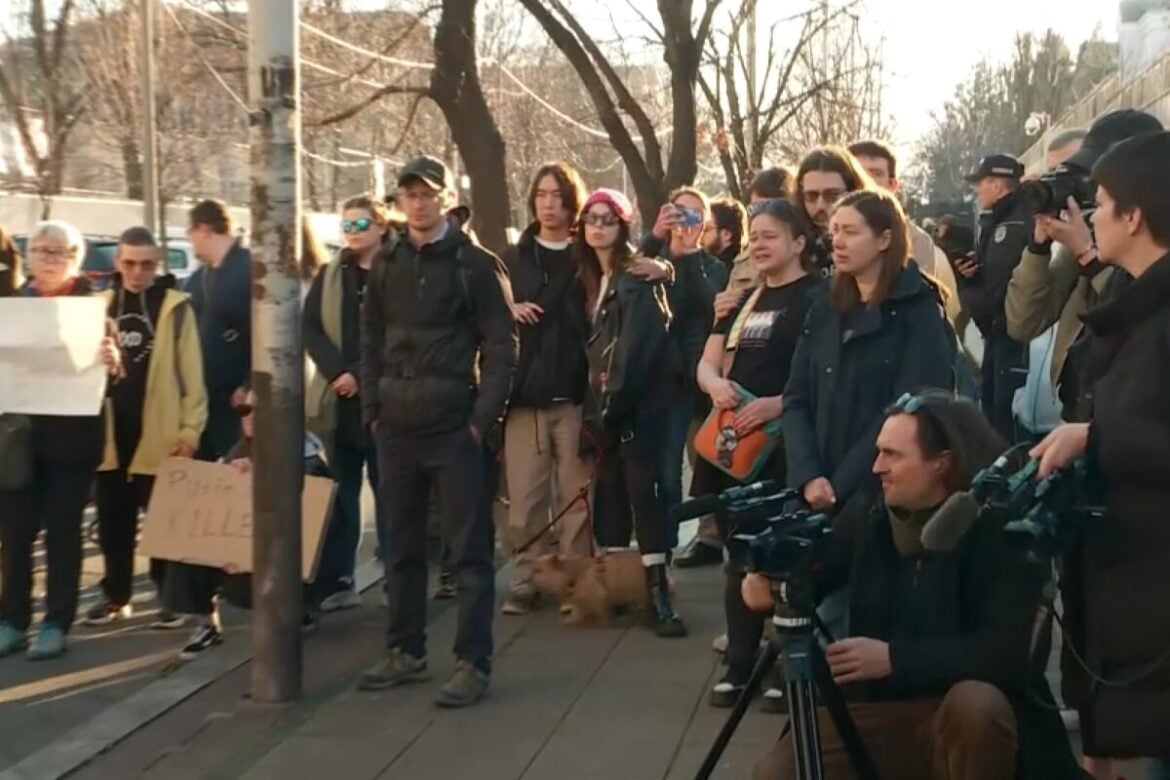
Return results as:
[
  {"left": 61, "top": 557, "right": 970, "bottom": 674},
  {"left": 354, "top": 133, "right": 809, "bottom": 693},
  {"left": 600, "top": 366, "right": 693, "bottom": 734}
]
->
[{"left": 310, "top": 83, "right": 429, "bottom": 127}]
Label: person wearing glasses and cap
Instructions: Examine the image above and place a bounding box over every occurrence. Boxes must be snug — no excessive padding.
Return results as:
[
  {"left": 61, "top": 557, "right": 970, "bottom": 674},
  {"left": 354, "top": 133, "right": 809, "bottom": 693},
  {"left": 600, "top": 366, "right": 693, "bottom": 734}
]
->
[
  {"left": 953, "top": 153, "right": 1033, "bottom": 441},
  {"left": 358, "top": 156, "right": 518, "bottom": 707}
]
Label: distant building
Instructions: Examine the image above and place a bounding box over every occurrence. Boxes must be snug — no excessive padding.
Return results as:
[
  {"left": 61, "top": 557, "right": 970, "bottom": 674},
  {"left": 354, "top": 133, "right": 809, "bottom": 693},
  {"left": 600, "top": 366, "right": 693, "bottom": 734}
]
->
[{"left": 1120, "top": 0, "right": 1170, "bottom": 77}]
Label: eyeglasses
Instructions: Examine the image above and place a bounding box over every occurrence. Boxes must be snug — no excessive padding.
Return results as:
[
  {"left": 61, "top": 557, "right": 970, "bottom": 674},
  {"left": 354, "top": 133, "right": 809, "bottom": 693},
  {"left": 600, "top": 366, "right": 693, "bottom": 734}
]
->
[
  {"left": 31, "top": 246, "right": 76, "bottom": 263},
  {"left": 582, "top": 213, "right": 619, "bottom": 228},
  {"left": 342, "top": 217, "right": 374, "bottom": 234},
  {"left": 801, "top": 188, "right": 845, "bottom": 206},
  {"left": 890, "top": 392, "right": 952, "bottom": 451}
]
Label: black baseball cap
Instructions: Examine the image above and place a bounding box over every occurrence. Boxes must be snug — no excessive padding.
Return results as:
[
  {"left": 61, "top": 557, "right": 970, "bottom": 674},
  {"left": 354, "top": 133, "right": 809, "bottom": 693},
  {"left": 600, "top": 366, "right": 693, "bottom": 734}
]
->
[
  {"left": 396, "top": 155, "right": 456, "bottom": 192},
  {"left": 964, "top": 154, "right": 1024, "bottom": 183},
  {"left": 1064, "top": 109, "right": 1164, "bottom": 172}
]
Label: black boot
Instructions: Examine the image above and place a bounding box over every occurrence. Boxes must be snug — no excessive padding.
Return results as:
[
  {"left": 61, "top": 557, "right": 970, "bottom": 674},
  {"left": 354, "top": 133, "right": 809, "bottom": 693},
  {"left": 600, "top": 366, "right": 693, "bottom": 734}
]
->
[{"left": 647, "top": 564, "right": 687, "bottom": 638}]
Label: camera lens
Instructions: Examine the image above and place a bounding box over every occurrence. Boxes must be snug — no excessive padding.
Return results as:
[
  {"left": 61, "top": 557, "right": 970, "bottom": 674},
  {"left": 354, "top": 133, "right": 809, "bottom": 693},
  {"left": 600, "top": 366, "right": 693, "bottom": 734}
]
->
[{"left": 1019, "top": 180, "right": 1055, "bottom": 215}]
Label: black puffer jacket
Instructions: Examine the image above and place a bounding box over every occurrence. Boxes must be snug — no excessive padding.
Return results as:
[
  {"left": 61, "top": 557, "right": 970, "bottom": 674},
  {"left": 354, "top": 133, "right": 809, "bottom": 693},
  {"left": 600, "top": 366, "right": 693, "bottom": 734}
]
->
[
  {"left": 502, "top": 224, "right": 588, "bottom": 408},
  {"left": 817, "top": 493, "right": 1085, "bottom": 780},
  {"left": 782, "top": 262, "right": 955, "bottom": 504},
  {"left": 1062, "top": 252, "right": 1170, "bottom": 757},
  {"left": 360, "top": 227, "right": 518, "bottom": 438}
]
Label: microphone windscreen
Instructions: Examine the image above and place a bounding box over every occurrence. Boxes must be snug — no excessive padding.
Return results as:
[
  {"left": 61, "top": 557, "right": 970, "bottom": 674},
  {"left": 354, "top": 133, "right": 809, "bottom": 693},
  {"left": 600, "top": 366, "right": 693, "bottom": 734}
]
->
[{"left": 920, "top": 491, "right": 981, "bottom": 553}]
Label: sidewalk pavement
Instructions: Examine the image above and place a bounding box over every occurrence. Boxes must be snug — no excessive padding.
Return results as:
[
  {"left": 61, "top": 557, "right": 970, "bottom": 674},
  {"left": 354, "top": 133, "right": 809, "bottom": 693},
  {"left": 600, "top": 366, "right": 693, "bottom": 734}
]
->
[{"left": 70, "top": 563, "right": 781, "bottom": 780}]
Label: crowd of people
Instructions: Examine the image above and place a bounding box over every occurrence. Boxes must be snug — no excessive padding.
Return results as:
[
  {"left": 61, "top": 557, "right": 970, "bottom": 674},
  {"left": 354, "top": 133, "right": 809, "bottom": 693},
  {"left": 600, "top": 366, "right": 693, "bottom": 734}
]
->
[{"left": 1, "top": 108, "right": 1169, "bottom": 778}]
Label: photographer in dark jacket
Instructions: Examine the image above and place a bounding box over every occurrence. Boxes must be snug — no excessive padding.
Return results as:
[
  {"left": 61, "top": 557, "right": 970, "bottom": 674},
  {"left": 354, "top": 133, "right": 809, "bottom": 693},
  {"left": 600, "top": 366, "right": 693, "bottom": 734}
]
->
[
  {"left": 498, "top": 163, "right": 593, "bottom": 615},
  {"left": 358, "top": 156, "right": 518, "bottom": 707},
  {"left": 1031, "top": 131, "right": 1170, "bottom": 770},
  {"left": 748, "top": 392, "right": 1082, "bottom": 780},
  {"left": 954, "top": 155, "right": 1033, "bottom": 440}
]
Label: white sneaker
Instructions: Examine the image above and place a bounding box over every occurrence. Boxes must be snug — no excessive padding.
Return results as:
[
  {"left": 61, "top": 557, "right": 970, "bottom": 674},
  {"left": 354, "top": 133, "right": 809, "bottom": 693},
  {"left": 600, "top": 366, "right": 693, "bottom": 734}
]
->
[
  {"left": 319, "top": 588, "right": 361, "bottom": 613},
  {"left": 712, "top": 633, "right": 728, "bottom": 653}
]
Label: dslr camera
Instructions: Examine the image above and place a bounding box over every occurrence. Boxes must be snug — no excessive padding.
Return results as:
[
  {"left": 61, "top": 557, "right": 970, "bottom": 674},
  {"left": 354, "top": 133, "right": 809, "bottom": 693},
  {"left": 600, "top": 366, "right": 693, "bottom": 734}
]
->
[{"left": 1018, "top": 164, "right": 1096, "bottom": 217}]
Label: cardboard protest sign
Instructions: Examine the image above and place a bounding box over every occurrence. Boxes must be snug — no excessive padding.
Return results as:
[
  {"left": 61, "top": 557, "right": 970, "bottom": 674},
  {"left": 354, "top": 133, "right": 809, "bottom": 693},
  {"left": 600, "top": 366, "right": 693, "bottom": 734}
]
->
[{"left": 139, "top": 458, "right": 335, "bottom": 581}]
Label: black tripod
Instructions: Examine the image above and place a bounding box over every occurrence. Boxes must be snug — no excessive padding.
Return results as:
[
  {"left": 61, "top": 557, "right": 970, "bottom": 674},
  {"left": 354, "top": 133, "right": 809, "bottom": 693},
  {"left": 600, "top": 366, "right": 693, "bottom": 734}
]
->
[{"left": 695, "top": 578, "right": 878, "bottom": 780}]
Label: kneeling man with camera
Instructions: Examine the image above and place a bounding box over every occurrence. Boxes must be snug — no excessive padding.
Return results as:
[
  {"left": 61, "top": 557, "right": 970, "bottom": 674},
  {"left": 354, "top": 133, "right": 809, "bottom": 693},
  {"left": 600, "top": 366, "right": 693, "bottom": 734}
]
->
[{"left": 746, "top": 392, "right": 1082, "bottom": 780}]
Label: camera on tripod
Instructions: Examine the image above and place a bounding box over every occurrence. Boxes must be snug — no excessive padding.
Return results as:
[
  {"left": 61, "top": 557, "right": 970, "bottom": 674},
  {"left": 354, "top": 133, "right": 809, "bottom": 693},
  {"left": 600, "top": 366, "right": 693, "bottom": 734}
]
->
[
  {"left": 726, "top": 504, "right": 832, "bottom": 586},
  {"left": 1018, "top": 165, "right": 1096, "bottom": 216}
]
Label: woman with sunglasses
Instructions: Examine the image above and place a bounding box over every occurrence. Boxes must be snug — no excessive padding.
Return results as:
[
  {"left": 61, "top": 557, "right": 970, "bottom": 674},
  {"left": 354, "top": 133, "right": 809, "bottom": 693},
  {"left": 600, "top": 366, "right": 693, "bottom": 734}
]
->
[
  {"left": 693, "top": 199, "right": 824, "bottom": 707},
  {"left": 304, "top": 195, "right": 393, "bottom": 611},
  {"left": 0, "top": 221, "right": 120, "bottom": 660},
  {"left": 579, "top": 189, "right": 685, "bottom": 637}
]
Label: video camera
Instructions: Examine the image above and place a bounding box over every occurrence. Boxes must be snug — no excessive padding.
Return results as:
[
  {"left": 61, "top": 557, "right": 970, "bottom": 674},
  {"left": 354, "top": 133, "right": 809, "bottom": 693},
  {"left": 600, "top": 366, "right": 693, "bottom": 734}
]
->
[
  {"left": 969, "top": 448, "right": 1105, "bottom": 559},
  {"left": 670, "top": 481, "right": 832, "bottom": 583},
  {"left": 1018, "top": 164, "right": 1096, "bottom": 217}
]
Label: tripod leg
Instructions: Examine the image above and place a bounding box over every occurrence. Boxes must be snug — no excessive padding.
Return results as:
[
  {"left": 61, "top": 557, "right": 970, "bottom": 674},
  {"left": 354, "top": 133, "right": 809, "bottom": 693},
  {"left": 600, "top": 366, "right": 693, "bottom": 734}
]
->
[
  {"left": 785, "top": 676, "right": 824, "bottom": 780},
  {"left": 810, "top": 643, "right": 879, "bottom": 780},
  {"left": 694, "top": 638, "right": 782, "bottom": 780}
]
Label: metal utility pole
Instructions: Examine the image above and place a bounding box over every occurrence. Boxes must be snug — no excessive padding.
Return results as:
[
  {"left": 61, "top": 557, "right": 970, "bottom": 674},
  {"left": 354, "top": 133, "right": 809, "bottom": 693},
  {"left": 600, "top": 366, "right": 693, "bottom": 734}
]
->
[
  {"left": 746, "top": 0, "right": 758, "bottom": 158},
  {"left": 247, "top": 0, "right": 303, "bottom": 703},
  {"left": 140, "top": 0, "right": 160, "bottom": 241}
]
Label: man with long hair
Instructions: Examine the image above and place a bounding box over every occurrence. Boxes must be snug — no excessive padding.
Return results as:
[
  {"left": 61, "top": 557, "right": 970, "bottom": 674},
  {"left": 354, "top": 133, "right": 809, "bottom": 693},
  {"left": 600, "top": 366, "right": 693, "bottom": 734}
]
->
[
  {"left": 794, "top": 147, "right": 876, "bottom": 277},
  {"left": 750, "top": 392, "right": 1081, "bottom": 780},
  {"left": 498, "top": 162, "right": 594, "bottom": 615}
]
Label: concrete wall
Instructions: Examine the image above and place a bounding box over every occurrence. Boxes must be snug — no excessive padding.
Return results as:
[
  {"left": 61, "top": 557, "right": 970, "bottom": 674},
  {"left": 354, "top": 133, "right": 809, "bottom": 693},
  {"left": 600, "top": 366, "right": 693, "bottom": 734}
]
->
[{"left": 1019, "top": 51, "right": 1170, "bottom": 172}]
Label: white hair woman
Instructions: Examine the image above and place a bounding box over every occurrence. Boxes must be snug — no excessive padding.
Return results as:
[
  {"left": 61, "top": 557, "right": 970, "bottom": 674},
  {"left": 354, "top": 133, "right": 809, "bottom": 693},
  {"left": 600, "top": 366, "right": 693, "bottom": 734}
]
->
[{"left": 0, "top": 220, "right": 120, "bottom": 660}]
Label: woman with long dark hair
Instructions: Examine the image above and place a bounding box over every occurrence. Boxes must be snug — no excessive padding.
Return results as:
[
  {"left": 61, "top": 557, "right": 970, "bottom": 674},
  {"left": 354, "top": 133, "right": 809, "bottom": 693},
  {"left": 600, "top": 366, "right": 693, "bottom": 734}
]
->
[
  {"left": 693, "top": 199, "right": 824, "bottom": 705},
  {"left": 579, "top": 188, "right": 685, "bottom": 637},
  {"left": 783, "top": 189, "right": 956, "bottom": 514}
]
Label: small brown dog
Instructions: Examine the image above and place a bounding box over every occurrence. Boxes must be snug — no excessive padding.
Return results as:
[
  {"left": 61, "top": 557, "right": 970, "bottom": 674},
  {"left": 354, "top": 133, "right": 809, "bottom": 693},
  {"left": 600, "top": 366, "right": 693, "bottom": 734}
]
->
[{"left": 530, "top": 550, "right": 650, "bottom": 624}]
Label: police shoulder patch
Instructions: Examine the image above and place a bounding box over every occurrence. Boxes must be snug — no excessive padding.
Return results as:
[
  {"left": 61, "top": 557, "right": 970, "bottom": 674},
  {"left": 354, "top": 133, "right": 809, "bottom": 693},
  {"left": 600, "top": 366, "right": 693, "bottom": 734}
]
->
[{"left": 994, "top": 225, "right": 1008, "bottom": 243}]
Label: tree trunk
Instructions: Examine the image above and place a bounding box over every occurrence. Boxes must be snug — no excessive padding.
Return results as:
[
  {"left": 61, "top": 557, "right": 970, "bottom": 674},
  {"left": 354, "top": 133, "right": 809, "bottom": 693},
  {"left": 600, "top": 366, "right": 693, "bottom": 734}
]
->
[
  {"left": 429, "top": 0, "right": 510, "bottom": 256},
  {"left": 122, "top": 137, "right": 145, "bottom": 200}
]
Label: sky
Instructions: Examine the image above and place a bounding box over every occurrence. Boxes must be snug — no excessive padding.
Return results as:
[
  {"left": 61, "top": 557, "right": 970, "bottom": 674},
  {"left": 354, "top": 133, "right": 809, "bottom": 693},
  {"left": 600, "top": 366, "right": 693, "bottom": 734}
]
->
[
  {"left": 868, "top": 0, "right": 1118, "bottom": 147},
  {"left": 579, "top": 0, "right": 1119, "bottom": 152}
]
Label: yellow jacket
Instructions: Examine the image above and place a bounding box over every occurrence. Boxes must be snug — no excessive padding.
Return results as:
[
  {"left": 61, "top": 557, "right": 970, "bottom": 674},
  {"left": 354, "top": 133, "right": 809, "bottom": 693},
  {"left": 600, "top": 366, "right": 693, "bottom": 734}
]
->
[{"left": 98, "top": 288, "right": 208, "bottom": 475}]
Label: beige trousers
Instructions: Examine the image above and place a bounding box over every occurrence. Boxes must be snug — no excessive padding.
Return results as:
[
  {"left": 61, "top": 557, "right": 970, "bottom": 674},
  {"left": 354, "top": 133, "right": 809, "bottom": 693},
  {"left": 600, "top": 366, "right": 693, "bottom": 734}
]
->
[{"left": 503, "top": 403, "right": 593, "bottom": 585}]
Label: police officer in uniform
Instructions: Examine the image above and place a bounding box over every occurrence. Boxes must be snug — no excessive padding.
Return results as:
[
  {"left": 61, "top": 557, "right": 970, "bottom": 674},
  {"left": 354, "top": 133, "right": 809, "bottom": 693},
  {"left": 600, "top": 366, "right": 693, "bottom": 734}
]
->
[{"left": 953, "top": 154, "right": 1033, "bottom": 440}]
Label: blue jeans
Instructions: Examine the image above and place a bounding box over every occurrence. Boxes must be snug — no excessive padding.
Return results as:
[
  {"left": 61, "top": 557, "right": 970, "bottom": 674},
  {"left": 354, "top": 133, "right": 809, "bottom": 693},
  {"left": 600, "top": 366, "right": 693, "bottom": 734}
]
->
[
  {"left": 316, "top": 436, "right": 379, "bottom": 588},
  {"left": 658, "top": 399, "right": 693, "bottom": 549}
]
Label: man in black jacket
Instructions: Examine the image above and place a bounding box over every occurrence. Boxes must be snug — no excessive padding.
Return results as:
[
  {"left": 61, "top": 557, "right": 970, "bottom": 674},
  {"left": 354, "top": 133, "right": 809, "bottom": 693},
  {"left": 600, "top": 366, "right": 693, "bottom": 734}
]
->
[
  {"left": 955, "top": 154, "right": 1033, "bottom": 440},
  {"left": 499, "top": 162, "right": 593, "bottom": 615},
  {"left": 748, "top": 392, "right": 1082, "bottom": 780},
  {"left": 358, "top": 156, "right": 518, "bottom": 707}
]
